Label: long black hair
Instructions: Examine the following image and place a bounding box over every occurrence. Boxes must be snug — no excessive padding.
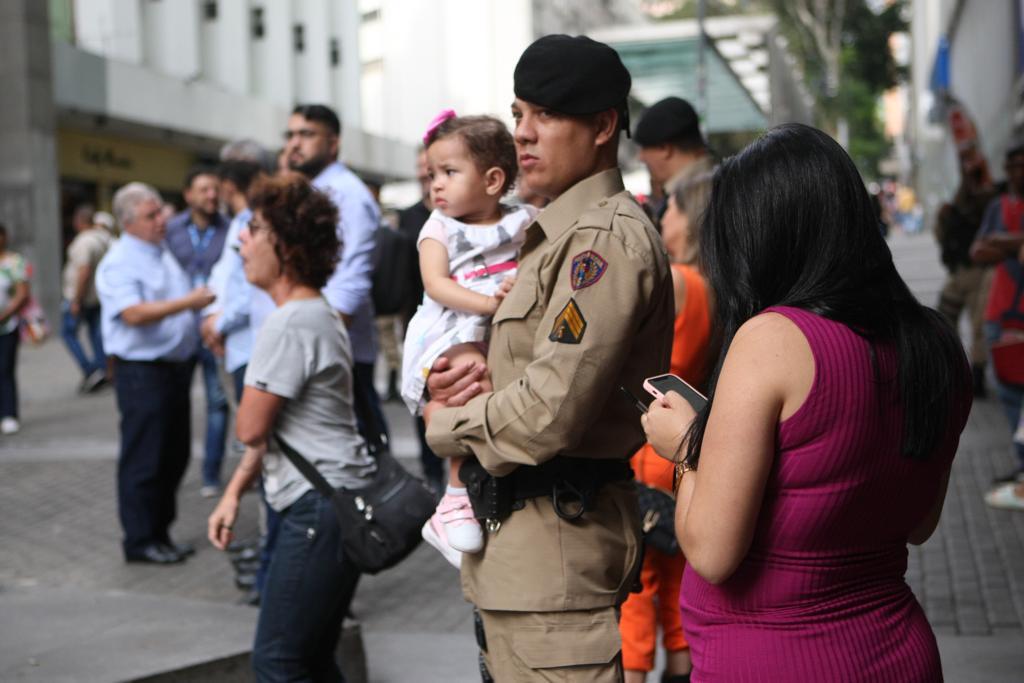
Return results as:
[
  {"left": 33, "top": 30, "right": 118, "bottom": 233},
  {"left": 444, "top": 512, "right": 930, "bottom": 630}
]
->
[{"left": 684, "top": 123, "right": 967, "bottom": 465}]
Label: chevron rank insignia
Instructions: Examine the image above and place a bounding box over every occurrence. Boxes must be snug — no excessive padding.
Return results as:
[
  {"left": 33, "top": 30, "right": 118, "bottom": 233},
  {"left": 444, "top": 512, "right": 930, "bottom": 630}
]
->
[
  {"left": 549, "top": 299, "right": 587, "bottom": 344},
  {"left": 570, "top": 250, "right": 607, "bottom": 290}
]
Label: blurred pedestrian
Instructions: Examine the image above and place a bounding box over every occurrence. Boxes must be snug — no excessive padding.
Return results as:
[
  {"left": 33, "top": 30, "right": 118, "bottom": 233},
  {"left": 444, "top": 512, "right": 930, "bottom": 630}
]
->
[
  {"left": 936, "top": 144, "right": 996, "bottom": 398},
  {"left": 641, "top": 124, "right": 971, "bottom": 681},
  {"left": 634, "top": 97, "right": 713, "bottom": 221},
  {"left": 422, "top": 35, "right": 674, "bottom": 681},
  {"left": 620, "top": 169, "right": 715, "bottom": 683},
  {"left": 96, "top": 182, "right": 214, "bottom": 564},
  {"left": 166, "top": 166, "right": 231, "bottom": 497},
  {"left": 0, "top": 222, "right": 29, "bottom": 435},
  {"left": 61, "top": 204, "right": 112, "bottom": 393},
  {"left": 207, "top": 174, "right": 374, "bottom": 681},
  {"left": 283, "top": 104, "right": 389, "bottom": 442},
  {"left": 972, "top": 144, "right": 1024, "bottom": 492},
  {"left": 202, "top": 159, "right": 264, "bottom": 400}
]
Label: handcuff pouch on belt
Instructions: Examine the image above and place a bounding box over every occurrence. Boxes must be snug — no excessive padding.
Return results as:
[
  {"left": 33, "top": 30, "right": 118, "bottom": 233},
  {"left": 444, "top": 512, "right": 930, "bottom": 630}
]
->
[{"left": 460, "top": 456, "right": 633, "bottom": 533}]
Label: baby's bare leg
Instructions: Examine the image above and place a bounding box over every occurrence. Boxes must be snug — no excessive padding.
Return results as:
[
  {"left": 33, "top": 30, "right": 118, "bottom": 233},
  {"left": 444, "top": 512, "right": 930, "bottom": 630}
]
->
[{"left": 438, "top": 342, "right": 491, "bottom": 486}]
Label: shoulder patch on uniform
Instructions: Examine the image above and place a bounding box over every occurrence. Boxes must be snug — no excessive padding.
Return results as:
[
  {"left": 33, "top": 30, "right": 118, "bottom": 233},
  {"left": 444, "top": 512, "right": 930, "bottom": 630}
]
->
[
  {"left": 570, "top": 250, "right": 608, "bottom": 290},
  {"left": 549, "top": 299, "right": 587, "bottom": 344}
]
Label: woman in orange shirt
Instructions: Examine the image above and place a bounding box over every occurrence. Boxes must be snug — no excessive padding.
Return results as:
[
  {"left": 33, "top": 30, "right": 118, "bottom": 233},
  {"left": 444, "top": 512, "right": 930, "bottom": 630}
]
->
[{"left": 621, "top": 169, "right": 715, "bottom": 683}]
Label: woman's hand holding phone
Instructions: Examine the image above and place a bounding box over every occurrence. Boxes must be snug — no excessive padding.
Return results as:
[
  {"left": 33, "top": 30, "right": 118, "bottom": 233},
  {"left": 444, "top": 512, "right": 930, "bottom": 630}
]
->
[{"left": 641, "top": 390, "right": 697, "bottom": 461}]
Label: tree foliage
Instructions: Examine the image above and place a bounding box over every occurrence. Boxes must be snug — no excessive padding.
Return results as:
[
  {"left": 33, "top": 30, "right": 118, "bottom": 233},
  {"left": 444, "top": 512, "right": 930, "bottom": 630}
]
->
[{"left": 646, "top": 0, "right": 907, "bottom": 177}]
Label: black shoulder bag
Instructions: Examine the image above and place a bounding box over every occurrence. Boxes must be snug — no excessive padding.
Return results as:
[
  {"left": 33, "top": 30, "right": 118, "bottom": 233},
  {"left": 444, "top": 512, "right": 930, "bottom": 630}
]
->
[
  {"left": 275, "top": 385, "right": 436, "bottom": 575},
  {"left": 635, "top": 483, "right": 680, "bottom": 556}
]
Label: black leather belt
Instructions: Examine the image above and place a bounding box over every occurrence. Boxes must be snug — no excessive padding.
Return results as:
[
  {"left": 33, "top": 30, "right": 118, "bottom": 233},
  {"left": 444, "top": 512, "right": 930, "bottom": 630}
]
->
[{"left": 462, "top": 456, "right": 633, "bottom": 530}]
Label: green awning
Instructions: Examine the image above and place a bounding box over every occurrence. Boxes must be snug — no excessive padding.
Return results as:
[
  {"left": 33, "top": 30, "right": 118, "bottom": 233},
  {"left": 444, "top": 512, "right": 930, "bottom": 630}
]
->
[{"left": 613, "top": 37, "right": 768, "bottom": 134}]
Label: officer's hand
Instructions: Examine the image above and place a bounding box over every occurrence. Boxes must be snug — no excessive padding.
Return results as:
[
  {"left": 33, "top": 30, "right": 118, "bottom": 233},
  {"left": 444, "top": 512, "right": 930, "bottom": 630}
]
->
[
  {"left": 426, "top": 356, "right": 488, "bottom": 408},
  {"left": 641, "top": 391, "right": 696, "bottom": 462},
  {"left": 186, "top": 286, "right": 216, "bottom": 310}
]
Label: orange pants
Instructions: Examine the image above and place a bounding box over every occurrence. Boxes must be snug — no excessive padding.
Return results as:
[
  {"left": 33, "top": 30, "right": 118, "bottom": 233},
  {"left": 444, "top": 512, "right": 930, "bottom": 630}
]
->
[{"left": 620, "top": 446, "right": 688, "bottom": 672}]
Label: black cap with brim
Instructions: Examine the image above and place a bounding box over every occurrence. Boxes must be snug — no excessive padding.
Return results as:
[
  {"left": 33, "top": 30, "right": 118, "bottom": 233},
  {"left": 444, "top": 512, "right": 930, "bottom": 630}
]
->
[
  {"left": 514, "top": 34, "right": 632, "bottom": 133},
  {"left": 634, "top": 97, "right": 702, "bottom": 147}
]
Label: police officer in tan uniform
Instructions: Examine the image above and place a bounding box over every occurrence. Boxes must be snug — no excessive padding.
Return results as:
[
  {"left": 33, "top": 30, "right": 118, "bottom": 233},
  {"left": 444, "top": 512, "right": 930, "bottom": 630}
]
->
[{"left": 423, "top": 35, "right": 674, "bottom": 681}]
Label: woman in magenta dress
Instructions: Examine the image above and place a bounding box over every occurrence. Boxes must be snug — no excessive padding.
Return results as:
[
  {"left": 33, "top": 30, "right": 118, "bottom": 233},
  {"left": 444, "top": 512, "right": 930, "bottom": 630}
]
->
[{"left": 641, "top": 124, "right": 972, "bottom": 682}]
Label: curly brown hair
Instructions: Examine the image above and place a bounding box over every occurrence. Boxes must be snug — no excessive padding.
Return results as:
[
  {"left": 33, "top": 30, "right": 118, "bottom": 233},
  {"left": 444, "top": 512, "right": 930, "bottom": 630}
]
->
[
  {"left": 247, "top": 173, "right": 340, "bottom": 289},
  {"left": 425, "top": 115, "right": 518, "bottom": 195}
]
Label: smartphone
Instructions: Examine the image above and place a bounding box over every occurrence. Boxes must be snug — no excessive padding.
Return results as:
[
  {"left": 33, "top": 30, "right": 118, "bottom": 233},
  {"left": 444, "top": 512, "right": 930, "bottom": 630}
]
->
[{"left": 643, "top": 373, "right": 707, "bottom": 412}]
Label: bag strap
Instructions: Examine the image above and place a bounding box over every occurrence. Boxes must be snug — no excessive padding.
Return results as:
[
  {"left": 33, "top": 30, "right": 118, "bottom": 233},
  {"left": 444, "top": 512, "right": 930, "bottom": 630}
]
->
[
  {"left": 274, "top": 433, "right": 337, "bottom": 499},
  {"left": 351, "top": 374, "right": 386, "bottom": 457}
]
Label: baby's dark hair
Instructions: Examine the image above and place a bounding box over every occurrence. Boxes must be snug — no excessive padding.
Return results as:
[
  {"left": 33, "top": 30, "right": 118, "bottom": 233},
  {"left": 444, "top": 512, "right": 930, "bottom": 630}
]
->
[{"left": 425, "top": 115, "right": 518, "bottom": 195}]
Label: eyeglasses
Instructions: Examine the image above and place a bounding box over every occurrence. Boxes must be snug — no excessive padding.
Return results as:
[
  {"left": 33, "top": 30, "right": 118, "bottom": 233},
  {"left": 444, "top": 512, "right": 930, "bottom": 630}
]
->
[{"left": 283, "top": 128, "right": 321, "bottom": 141}]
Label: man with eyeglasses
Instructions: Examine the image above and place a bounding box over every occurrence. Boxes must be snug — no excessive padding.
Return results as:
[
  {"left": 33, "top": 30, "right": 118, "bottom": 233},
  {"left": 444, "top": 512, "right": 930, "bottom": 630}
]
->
[{"left": 279, "top": 104, "right": 388, "bottom": 439}]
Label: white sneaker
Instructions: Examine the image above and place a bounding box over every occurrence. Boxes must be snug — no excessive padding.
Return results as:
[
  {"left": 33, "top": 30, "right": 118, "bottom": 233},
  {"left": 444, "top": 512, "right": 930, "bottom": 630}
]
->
[
  {"left": 421, "top": 515, "right": 463, "bottom": 569},
  {"left": 436, "top": 491, "right": 484, "bottom": 553},
  {"left": 1, "top": 417, "right": 19, "bottom": 434},
  {"left": 984, "top": 483, "right": 1024, "bottom": 511},
  {"left": 199, "top": 484, "right": 221, "bottom": 499}
]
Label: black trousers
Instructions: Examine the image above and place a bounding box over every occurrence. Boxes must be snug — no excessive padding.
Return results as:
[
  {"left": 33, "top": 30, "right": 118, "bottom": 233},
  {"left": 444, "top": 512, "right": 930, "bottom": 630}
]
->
[{"left": 114, "top": 357, "right": 195, "bottom": 555}]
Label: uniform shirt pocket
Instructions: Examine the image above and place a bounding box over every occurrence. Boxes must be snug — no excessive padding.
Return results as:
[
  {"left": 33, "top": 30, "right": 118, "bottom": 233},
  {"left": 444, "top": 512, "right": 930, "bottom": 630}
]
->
[{"left": 491, "top": 282, "right": 540, "bottom": 371}]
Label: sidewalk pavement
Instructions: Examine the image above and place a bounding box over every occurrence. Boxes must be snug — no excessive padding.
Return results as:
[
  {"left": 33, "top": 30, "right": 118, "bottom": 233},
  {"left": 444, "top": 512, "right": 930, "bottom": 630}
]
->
[{"left": 0, "top": 230, "right": 1021, "bottom": 681}]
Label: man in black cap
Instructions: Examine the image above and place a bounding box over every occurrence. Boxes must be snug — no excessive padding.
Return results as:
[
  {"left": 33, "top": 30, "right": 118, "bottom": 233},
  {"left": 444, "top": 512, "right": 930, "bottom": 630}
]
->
[
  {"left": 634, "top": 96, "right": 713, "bottom": 219},
  {"left": 422, "top": 34, "right": 674, "bottom": 681}
]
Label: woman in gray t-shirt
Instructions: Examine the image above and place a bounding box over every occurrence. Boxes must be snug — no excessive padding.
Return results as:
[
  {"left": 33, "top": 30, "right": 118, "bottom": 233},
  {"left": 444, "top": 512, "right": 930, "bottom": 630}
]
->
[{"left": 207, "top": 174, "right": 374, "bottom": 681}]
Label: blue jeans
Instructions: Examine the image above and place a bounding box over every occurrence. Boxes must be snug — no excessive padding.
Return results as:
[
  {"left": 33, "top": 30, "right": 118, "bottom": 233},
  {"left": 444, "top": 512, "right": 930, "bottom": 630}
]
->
[
  {"left": 60, "top": 302, "right": 105, "bottom": 377},
  {"left": 198, "top": 347, "right": 229, "bottom": 487},
  {"left": 985, "top": 320, "right": 1024, "bottom": 471},
  {"left": 0, "top": 329, "right": 19, "bottom": 419},
  {"left": 252, "top": 490, "right": 360, "bottom": 682}
]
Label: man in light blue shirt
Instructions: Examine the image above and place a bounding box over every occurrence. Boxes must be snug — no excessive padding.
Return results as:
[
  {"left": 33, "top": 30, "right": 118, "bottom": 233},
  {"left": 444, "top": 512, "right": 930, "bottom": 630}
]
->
[
  {"left": 201, "top": 160, "right": 265, "bottom": 398},
  {"left": 96, "top": 182, "right": 214, "bottom": 565},
  {"left": 282, "top": 104, "right": 388, "bottom": 437}
]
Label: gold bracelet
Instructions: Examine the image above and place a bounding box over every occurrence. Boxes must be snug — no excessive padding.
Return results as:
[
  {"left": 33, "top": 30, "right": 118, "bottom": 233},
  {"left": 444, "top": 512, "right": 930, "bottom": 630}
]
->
[{"left": 672, "top": 459, "right": 695, "bottom": 494}]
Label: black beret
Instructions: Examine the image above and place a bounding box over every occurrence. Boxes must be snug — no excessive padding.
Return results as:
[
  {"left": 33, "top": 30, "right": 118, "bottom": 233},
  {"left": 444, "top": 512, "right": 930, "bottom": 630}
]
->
[
  {"left": 634, "top": 97, "right": 702, "bottom": 147},
  {"left": 514, "top": 35, "right": 631, "bottom": 131}
]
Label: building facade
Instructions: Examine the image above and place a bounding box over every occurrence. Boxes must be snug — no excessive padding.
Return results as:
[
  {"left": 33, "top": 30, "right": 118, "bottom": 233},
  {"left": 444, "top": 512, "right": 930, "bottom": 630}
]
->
[{"left": 910, "top": 0, "right": 1024, "bottom": 226}]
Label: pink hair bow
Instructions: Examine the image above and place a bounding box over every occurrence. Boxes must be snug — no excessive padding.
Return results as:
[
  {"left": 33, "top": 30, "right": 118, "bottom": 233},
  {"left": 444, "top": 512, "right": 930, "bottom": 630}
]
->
[{"left": 423, "top": 109, "right": 457, "bottom": 145}]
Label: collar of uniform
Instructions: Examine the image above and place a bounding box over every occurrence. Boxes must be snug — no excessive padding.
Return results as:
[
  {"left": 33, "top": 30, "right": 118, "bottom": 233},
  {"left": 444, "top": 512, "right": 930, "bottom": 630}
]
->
[
  {"left": 121, "top": 232, "right": 164, "bottom": 258},
  {"left": 536, "top": 168, "right": 625, "bottom": 241}
]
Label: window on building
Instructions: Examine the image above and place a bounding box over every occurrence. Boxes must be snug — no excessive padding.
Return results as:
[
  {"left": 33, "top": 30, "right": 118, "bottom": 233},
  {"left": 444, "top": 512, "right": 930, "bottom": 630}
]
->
[
  {"left": 251, "top": 7, "right": 265, "bottom": 39},
  {"left": 294, "top": 24, "right": 305, "bottom": 53},
  {"left": 330, "top": 38, "right": 340, "bottom": 67},
  {"left": 361, "top": 8, "right": 381, "bottom": 22},
  {"left": 203, "top": 1, "right": 217, "bottom": 20}
]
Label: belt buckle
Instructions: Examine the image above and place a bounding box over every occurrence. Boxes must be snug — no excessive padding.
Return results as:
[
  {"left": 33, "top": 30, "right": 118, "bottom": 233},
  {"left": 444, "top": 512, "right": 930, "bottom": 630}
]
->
[{"left": 551, "top": 479, "right": 585, "bottom": 521}]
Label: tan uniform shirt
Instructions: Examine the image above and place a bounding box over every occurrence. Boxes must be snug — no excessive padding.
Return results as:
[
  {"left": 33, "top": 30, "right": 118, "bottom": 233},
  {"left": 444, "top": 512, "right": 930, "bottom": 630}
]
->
[{"left": 427, "top": 168, "right": 674, "bottom": 611}]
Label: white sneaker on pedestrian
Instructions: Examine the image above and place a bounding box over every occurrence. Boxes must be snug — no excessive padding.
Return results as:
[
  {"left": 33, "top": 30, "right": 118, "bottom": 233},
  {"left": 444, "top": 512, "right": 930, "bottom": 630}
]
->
[
  {"left": 200, "top": 484, "right": 221, "bottom": 498},
  {"left": 984, "top": 482, "right": 1024, "bottom": 511},
  {"left": 1, "top": 417, "right": 20, "bottom": 435}
]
